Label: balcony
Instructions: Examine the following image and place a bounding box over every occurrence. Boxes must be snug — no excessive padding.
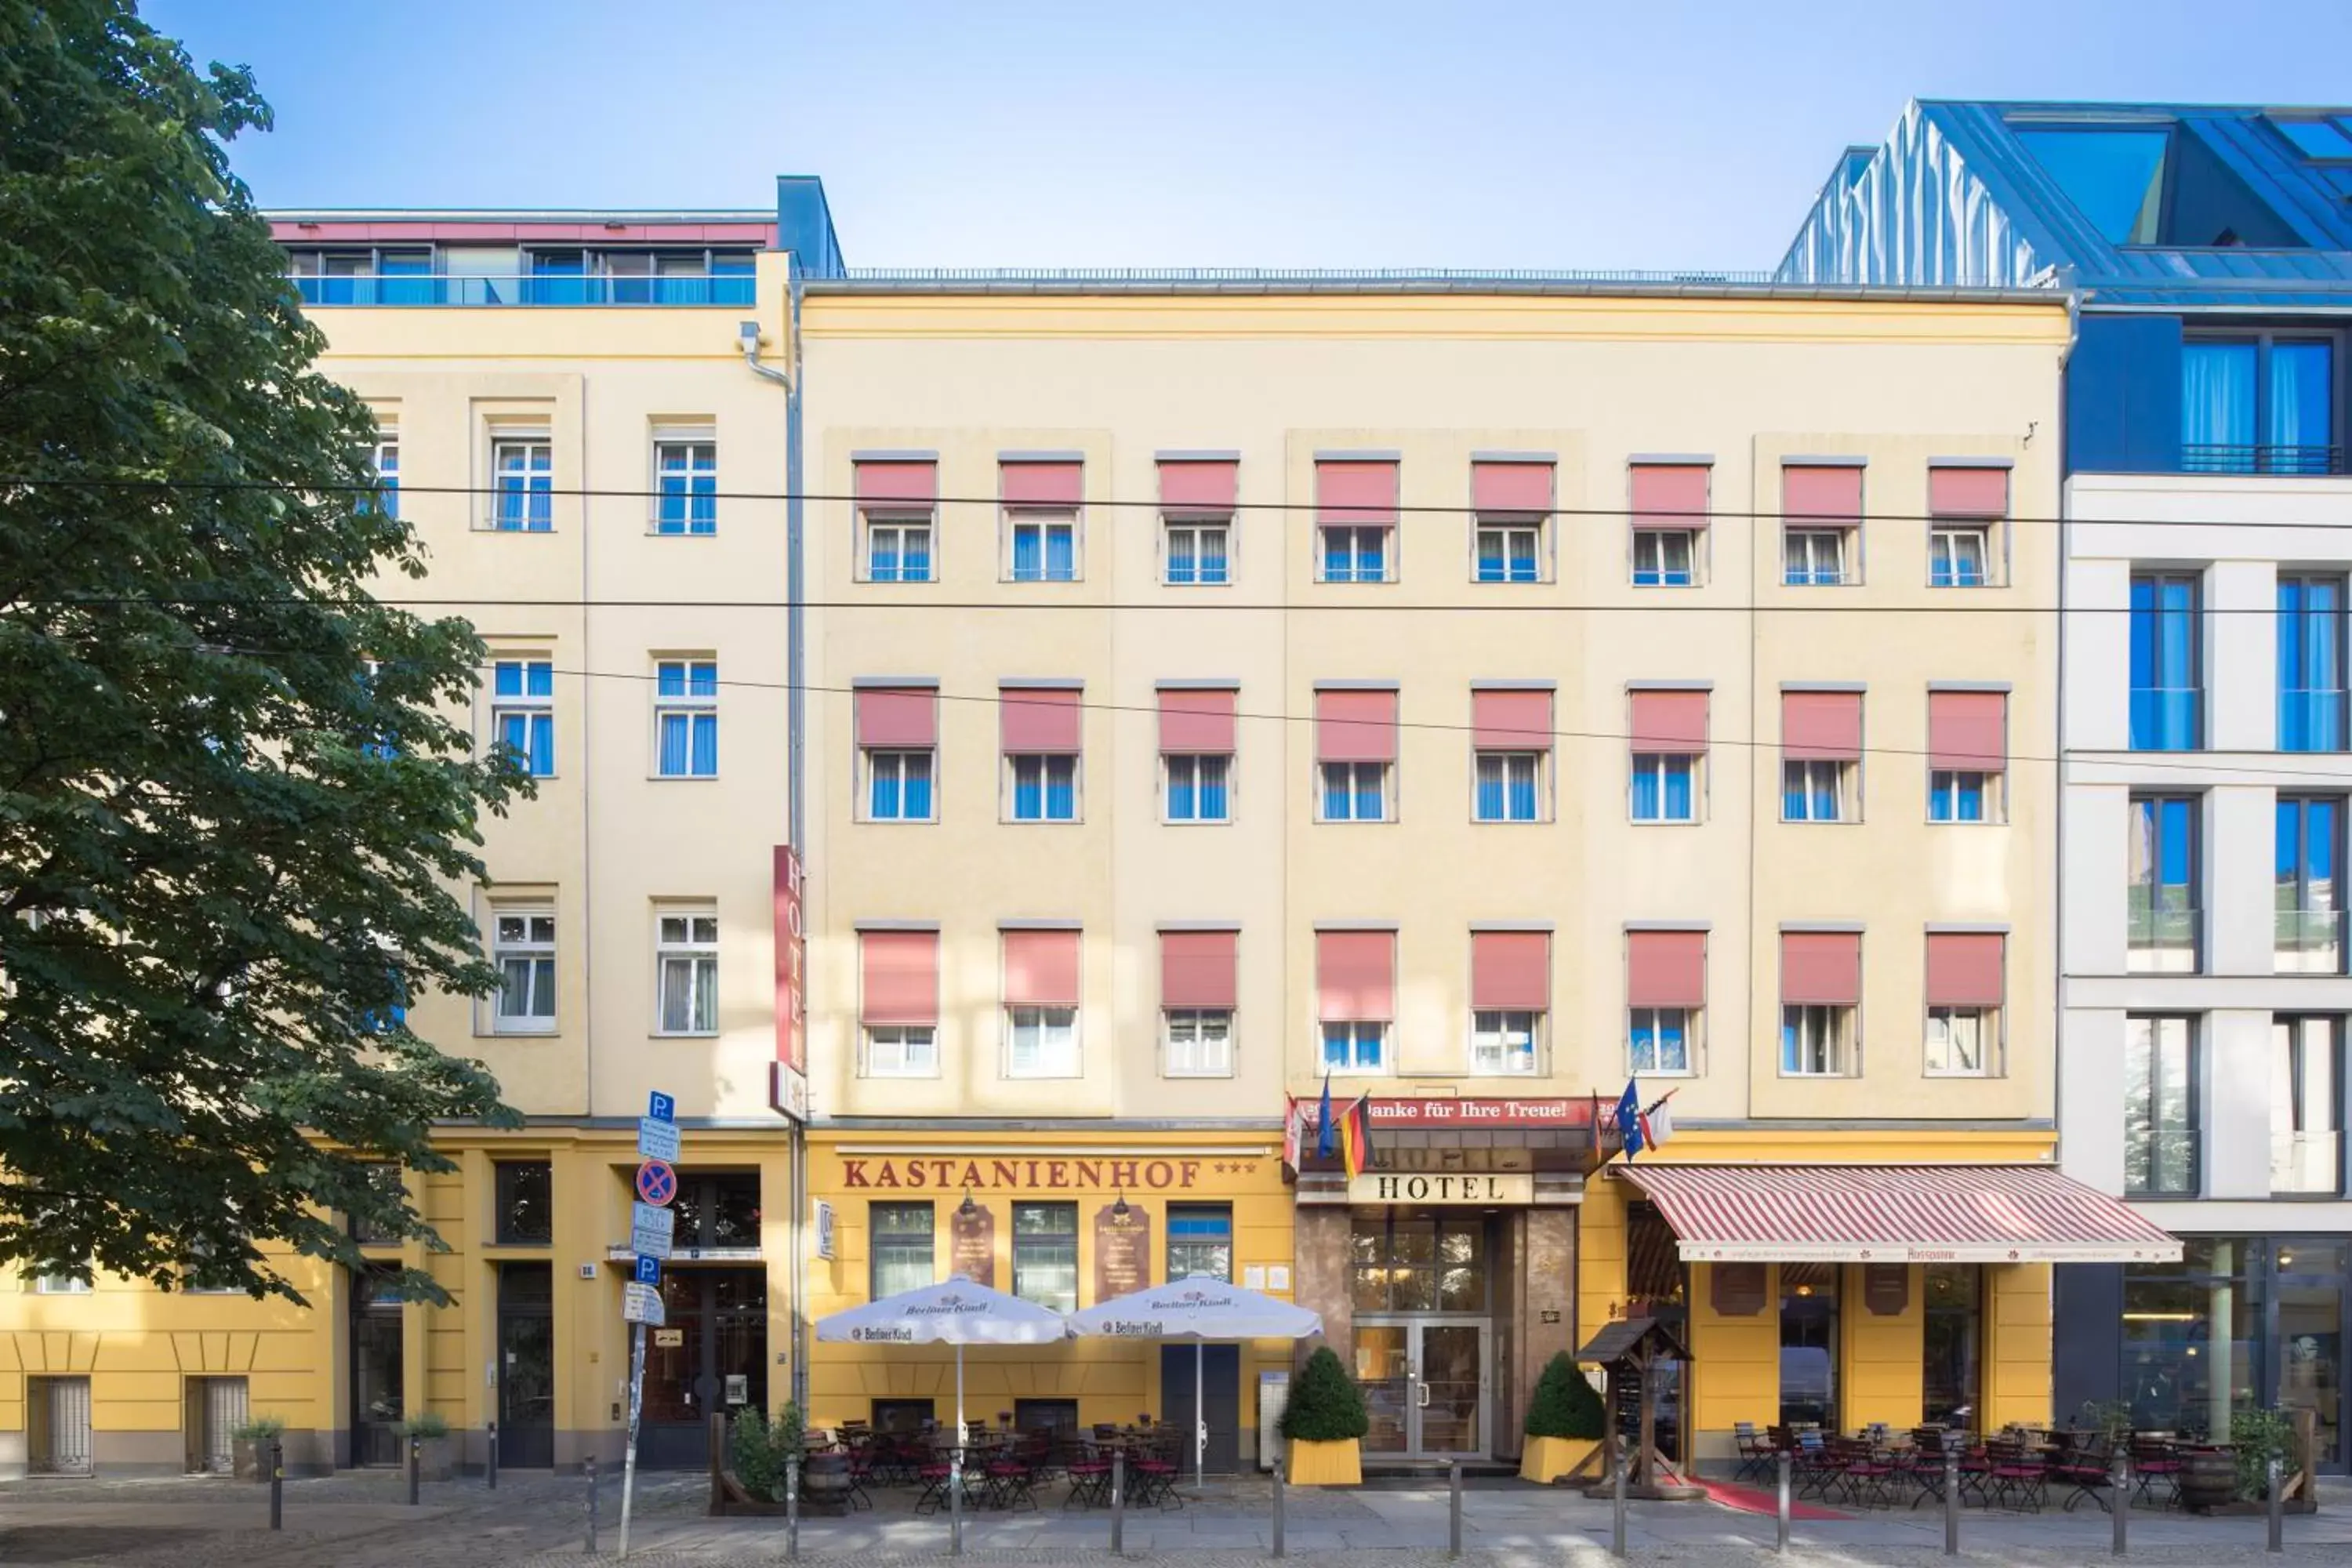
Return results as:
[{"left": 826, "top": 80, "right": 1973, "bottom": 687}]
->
[
  {"left": 2275, "top": 907, "right": 2343, "bottom": 974},
  {"left": 2128, "top": 899, "right": 2200, "bottom": 974},
  {"left": 286, "top": 274, "right": 755, "bottom": 307},
  {"left": 2272, "top": 1131, "right": 2342, "bottom": 1195},
  {"left": 2129, "top": 687, "right": 2203, "bottom": 751},
  {"left": 2183, "top": 444, "right": 2347, "bottom": 477},
  {"left": 2280, "top": 688, "right": 2347, "bottom": 752}
]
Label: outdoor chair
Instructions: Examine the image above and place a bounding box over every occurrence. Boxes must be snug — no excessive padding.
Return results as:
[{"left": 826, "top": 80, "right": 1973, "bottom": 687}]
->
[
  {"left": 2129, "top": 1436, "right": 2181, "bottom": 1508},
  {"left": 1731, "top": 1421, "right": 1773, "bottom": 1484},
  {"left": 1984, "top": 1439, "right": 2047, "bottom": 1512},
  {"left": 1062, "top": 1437, "right": 1112, "bottom": 1509},
  {"left": 2053, "top": 1437, "right": 2114, "bottom": 1514},
  {"left": 1831, "top": 1437, "right": 1896, "bottom": 1508}
]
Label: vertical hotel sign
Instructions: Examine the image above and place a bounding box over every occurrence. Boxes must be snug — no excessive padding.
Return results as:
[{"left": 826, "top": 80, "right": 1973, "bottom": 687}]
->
[{"left": 771, "top": 844, "right": 809, "bottom": 1122}]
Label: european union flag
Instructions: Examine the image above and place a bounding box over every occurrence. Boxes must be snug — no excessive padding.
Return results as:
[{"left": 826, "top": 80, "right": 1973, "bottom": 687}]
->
[
  {"left": 1316, "top": 1073, "right": 1336, "bottom": 1160},
  {"left": 1615, "top": 1080, "right": 1646, "bottom": 1161}
]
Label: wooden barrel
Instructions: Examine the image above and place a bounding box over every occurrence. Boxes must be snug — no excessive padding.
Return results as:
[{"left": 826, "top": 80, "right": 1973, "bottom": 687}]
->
[{"left": 2177, "top": 1445, "right": 2237, "bottom": 1512}]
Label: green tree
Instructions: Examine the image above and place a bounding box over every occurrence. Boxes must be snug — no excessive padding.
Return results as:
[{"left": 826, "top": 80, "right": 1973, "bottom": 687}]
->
[
  {"left": 1525, "top": 1351, "right": 1606, "bottom": 1439},
  {"left": 0, "top": 0, "right": 524, "bottom": 1301},
  {"left": 1279, "top": 1347, "right": 1370, "bottom": 1443}
]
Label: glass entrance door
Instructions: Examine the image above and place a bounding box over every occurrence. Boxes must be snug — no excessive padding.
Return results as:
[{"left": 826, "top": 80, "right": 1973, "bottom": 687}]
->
[{"left": 1353, "top": 1319, "right": 1489, "bottom": 1458}]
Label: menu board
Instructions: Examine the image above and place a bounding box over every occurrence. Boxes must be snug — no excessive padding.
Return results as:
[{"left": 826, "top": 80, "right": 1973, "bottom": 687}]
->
[
  {"left": 1709, "top": 1261, "right": 1767, "bottom": 1317},
  {"left": 1094, "top": 1203, "right": 1152, "bottom": 1302},
  {"left": 949, "top": 1203, "right": 997, "bottom": 1287},
  {"left": 1863, "top": 1263, "right": 1910, "bottom": 1316}
]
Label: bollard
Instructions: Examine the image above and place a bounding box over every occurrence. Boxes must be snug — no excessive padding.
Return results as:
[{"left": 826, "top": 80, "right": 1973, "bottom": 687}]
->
[
  {"left": 488, "top": 1423, "right": 498, "bottom": 1491},
  {"left": 1110, "top": 1446, "right": 1127, "bottom": 1556},
  {"left": 2113, "top": 1448, "right": 2129, "bottom": 1557},
  {"left": 1271, "top": 1457, "right": 1285, "bottom": 1559},
  {"left": 2267, "top": 1455, "right": 2283, "bottom": 1553},
  {"left": 1610, "top": 1448, "right": 1628, "bottom": 1561},
  {"left": 268, "top": 1437, "right": 284, "bottom": 1531},
  {"left": 950, "top": 1442, "right": 964, "bottom": 1557},
  {"left": 1775, "top": 1450, "right": 1791, "bottom": 1554},
  {"left": 585, "top": 1454, "right": 600, "bottom": 1555},
  {"left": 1448, "top": 1459, "right": 1462, "bottom": 1559},
  {"left": 408, "top": 1434, "right": 420, "bottom": 1506},
  {"left": 786, "top": 1453, "right": 800, "bottom": 1560},
  {"left": 1944, "top": 1444, "right": 1961, "bottom": 1556}
]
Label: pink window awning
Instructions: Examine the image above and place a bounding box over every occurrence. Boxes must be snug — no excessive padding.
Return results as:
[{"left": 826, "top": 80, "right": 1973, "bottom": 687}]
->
[
  {"left": 1317, "top": 460, "right": 1399, "bottom": 525},
  {"left": 1926, "top": 932, "right": 2005, "bottom": 1007},
  {"left": 1316, "top": 930, "right": 1395, "bottom": 1022},
  {"left": 1472, "top": 688, "right": 1553, "bottom": 751},
  {"left": 1003, "top": 928, "right": 1080, "bottom": 1008},
  {"left": 1316, "top": 688, "right": 1399, "bottom": 764},
  {"left": 1159, "top": 687, "right": 1238, "bottom": 755},
  {"left": 1472, "top": 460, "right": 1553, "bottom": 514},
  {"left": 1630, "top": 690, "right": 1708, "bottom": 754},
  {"left": 1631, "top": 464, "right": 1711, "bottom": 527},
  {"left": 1628, "top": 930, "right": 1707, "bottom": 1009},
  {"left": 1783, "top": 463, "right": 1864, "bottom": 524},
  {"left": 1930, "top": 466, "right": 2009, "bottom": 518},
  {"left": 1001, "top": 459, "right": 1083, "bottom": 508},
  {"left": 1472, "top": 930, "right": 1550, "bottom": 1012},
  {"left": 1929, "top": 690, "right": 2008, "bottom": 771},
  {"left": 860, "top": 931, "right": 939, "bottom": 1025},
  {"left": 1781, "top": 931, "right": 1861, "bottom": 1007},
  {"left": 1782, "top": 691, "right": 1862, "bottom": 761},
  {"left": 856, "top": 686, "right": 938, "bottom": 750},
  {"left": 1161, "top": 930, "right": 1238, "bottom": 1010},
  {"left": 855, "top": 459, "right": 938, "bottom": 509},
  {"left": 1160, "top": 459, "right": 1239, "bottom": 514},
  {"left": 1000, "top": 685, "right": 1082, "bottom": 753}
]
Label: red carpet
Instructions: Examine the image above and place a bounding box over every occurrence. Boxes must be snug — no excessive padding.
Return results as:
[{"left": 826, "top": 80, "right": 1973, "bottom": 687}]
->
[{"left": 1697, "top": 1478, "right": 1851, "bottom": 1520}]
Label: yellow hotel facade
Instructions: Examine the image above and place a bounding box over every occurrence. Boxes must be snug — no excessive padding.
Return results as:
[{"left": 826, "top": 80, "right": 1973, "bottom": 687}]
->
[{"left": 2, "top": 180, "right": 2176, "bottom": 1478}]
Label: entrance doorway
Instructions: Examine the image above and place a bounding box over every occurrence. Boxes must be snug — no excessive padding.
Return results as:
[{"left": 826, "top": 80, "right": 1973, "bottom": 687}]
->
[
  {"left": 1356, "top": 1321, "right": 1490, "bottom": 1458},
  {"left": 1778, "top": 1263, "right": 1840, "bottom": 1431},
  {"left": 185, "top": 1376, "right": 248, "bottom": 1473},
  {"left": 641, "top": 1267, "right": 768, "bottom": 1468},
  {"left": 350, "top": 1263, "right": 405, "bottom": 1466},
  {"left": 1160, "top": 1345, "right": 1240, "bottom": 1473},
  {"left": 498, "top": 1262, "right": 555, "bottom": 1468},
  {"left": 30, "top": 1377, "right": 92, "bottom": 1475}
]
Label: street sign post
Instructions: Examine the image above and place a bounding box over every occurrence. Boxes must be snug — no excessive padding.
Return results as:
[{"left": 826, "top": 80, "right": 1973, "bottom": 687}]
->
[
  {"left": 637, "top": 1116, "right": 680, "bottom": 1163},
  {"left": 620, "top": 1090, "right": 676, "bottom": 1560},
  {"left": 633, "top": 1254, "right": 661, "bottom": 1286},
  {"left": 634, "top": 1159, "right": 677, "bottom": 1207},
  {"left": 630, "top": 1201, "right": 675, "bottom": 1259},
  {"left": 622, "top": 1281, "right": 665, "bottom": 1325}
]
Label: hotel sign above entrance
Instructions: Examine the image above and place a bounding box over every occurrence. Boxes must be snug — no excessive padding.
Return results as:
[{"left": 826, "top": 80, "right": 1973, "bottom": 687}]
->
[{"left": 1348, "top": 1171, "right": 1536, "bottom": 1205}]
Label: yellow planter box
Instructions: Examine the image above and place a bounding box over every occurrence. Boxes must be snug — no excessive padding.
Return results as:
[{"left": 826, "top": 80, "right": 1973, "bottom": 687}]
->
[
  {"left": 1519, "top": 1435, "right": 1599, "bottom": 1484},
  {"left": 1284, "top": 1437, "right": 1363, "bottom": 1486}
]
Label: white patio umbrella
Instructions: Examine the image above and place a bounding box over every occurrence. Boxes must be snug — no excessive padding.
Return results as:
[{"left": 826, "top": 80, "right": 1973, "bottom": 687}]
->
[
  {"left": 1067, "top": 1274, "right": 1323, "bottom": 1490},
  {"left": 815, "top": 1276, "right": 1069, "bottom": 1449}
]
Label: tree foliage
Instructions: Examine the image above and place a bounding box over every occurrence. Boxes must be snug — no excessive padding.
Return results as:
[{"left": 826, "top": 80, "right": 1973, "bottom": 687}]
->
[
  {"left": 0, "top": 0, "right": 524, "bottom": 1301},
  {"left": 1279, "top": 1346, "right": 1370, "bottom": 1443},
  {"left": 1525, "top": 1351, "right": 1606, "bottom": 1439}
]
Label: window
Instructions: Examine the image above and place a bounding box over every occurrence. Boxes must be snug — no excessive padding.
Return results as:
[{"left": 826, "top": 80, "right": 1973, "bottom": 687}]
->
[
  {"left": 2277, "top": 795, "right": 2343, "bottom": 974},
  {"left": 1631, "top": 754, "right": 1697, "bottom": 822},
  {"left": 1474, "top": 752, "right": 1541, "bottom": 822},
  {"left": 2273, "top": 114, "right": 2352, "bottom": 161},
  {"left": 1164, "top": 754, "right": 1232, "bottom": 822},
  {"left": 1929, "top": 771, "right": 1992, "bottom": 822},
  {"left": 2124, "top": 1014, "right": 2198, "bottom": 1196},
  {"left": 1163, "top": 1008, "right": 1232, "bottom": 1076},
  {"left": 1780, "top": 1004, "right": 1852, "bottom": 1076},
  {"left": 2279, "top": 575, "right": 2347, "bottom": 751},
  {"left": 2273, "top": 1017, "right": 2343, "bottom": 1195},
  {"left": 2130, "top": 572, "right": 2202, "bottom": 748},
  {"left": 870, "top": 1203, "right": 935, "bottom": 1298},
  {"left": 348, "top": 1163, "right": 408, "bottom": 1244},
  {"left": 1475, "top": 521, "right": 1542, "bottom": 583},
  {"left": 1012, "top": 1203, "right": 1078, "bottom": 1313},
  {"left": 1630, "top": 1007, "right": 1693, "bottom": 1074},
  {"left": 1633, "top": 528, "right": 1696, "bottom": 586},
  {"left": 1782, "top": 760, "right": 1851, "bottom": 822},
  {"left": 494, "top": 1160, "right": 553, "bottom": 1244},
  {"left": 1781, "top": 465, "right": 1862, "bottom": 586},
  {"left": 1784, "top": 528, "right": 1851, "bottom": 586},
  {"left": 491, "top": 659, "right": 554, "bottom": 777},
  {"left": 490, "top": 909, "right": 556, "bottom": 1033},
  {"left": 490, "top": 435, "right": 552, "bottom": 531},
  {"left": 2129, "top": 795, "right": 2200, "bottom": 973},
  {"left": 1351, "top": 1212, "right": 1486, "bottom": 1312},
  {"left": 655, "top": 910, "right": 718, "bottom": 1036},
  {"left": 1319, "top": 761, "right": 1389, "bottom": 822},
  {"left": 1008, "top": 755, "right": 1079, "bottom": 822},
  {"left": 1008, "top": 512, "right": 1078, "bottom": 582},
  {"left": 1167, "top": 1205, "right": 1234, "bottom": 1282},
  {"left": 866, "top": 516, "right": 934, "bottom": 583},
  {"left": 1165, "top": 520, "right": 1231, "bottom": 585},
  {"left": 1926, "top": 687, "right": 2008, "bottom": 822},
  {"left": 1005, "top": 1005, "right": 1079, "bottom": 1077},
  {"left": 33, "top": 1272, "right": 91, "bottom": 1295},
  {"left": 653, "top": 437, "right": 717, "bottom": 535},
  {"left": 1926, "top": 1007, "right": 1991, "bottom": 1076},
  {"left": 865, "top": 750, "right": 935, "bottom": 822},
  {"left": 367, "top": 433, "right": 400, "bottom": 519},
  {"left": 2183, "top": 336, "right": 2336, "bottom": 475},
  {"left": 863, "top": 1025, "right": 936, "bottom": 1078},
  {"left": 1930, "top": 525, "right": 1988, "bottom": 587},
  {"left": 2014, "top": 126, "right": 2169, "bottom": 245},
  {"left": 1321, "top": 526, "right": 1388, "bottom": 583},
  {"left": 1470, "top": 1010, "right": 1539, "bottom": 1075},
  {"left": 653, "top": 659, "right": 717, "bottom": 778},
  {"left": 1321, "top": 1021, "right": 1385, "bottom": 1073}
]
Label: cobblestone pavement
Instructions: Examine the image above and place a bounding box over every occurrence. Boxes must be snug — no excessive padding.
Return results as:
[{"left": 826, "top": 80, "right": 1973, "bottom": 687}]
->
[{"left": 2, "top": 1469, "right": 2350, "bottom": 1566}]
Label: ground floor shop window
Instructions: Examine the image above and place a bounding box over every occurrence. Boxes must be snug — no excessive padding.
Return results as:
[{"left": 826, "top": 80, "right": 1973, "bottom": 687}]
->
[
  {"left": 2277, "top": 1241, "right": 2346, "bottom": 1470},
  {"left": 1779, "top": 1263, "right": 1838, "bottom": 1431},
  {"left": 1922, "top": 1264, "right": 1981, "bottom": 1427},
  {"left": 2123, "top": 1239, "right": 2259, "bottom": 1441}
]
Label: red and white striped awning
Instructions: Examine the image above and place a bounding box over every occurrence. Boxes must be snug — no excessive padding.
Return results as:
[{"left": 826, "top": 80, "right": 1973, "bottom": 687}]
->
[{"left": 1613, "top": 1163, "right": 2180, "bottom": 1265}]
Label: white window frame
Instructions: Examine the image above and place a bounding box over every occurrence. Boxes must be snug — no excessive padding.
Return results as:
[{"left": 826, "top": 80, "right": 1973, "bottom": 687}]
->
[
  {"left": 1005, "top": 1004, "right": 1080, "bottom": 1078},
  {"left": 652, "top": 658, "right": 718, "bottom": 779},
  {"left": 1783, "top": 526, "right": 1854, "bottom": 586},
  {"left": 1163, "top": 753, "right": 1234, "bottom": 824},
  {"left": 1473, "top": 750, "right": 1544, "bottom": 823},
  {"left": 1781, "top": 1003, "right": 1855, "bottom": 1077},
  {"left": 490, "top": 657, "right": 556, "bottom": 778},
  {"left": 863, "top": 1025, "right": 938, "bottom": 1078},
  {"left": 1319, "top": 1020, "right": 1389, "bottom": 1073},
  {"left": 1163, "top": 1008, "right": 1235, "bottom": 1077},
  {"left": 1629, "top": 1006, "right": 1699, "bottom": 1076},
  {"left": 1929, "top": 524, "right": 1994, "bottom": 587},
  {"left": 1631, "top": 753, "right": 1700, "bottom": 823},
  {"left": 654, "top": 908, "right": 719, "bottom": 1036},
  {"left": 487, "top": 430, "right": 554, "bottom": 532},
  {"left": 1926, "top": 1004, "right": 1997, "bottom": 1077},
  {"left": 862, "top": 510, "right": 936, "bottom": 583},
  {"left": 1473, "top": 519, "right": 1546, "bottom": 584},
  {"left": 1006, "top": 753, "right": 1080, "bottom": 822},
  {"left": 1782, "top": 759, "right": 1855, "bottom": 822},
  {"left": 1163, "top": 517, "right": 1232, "bottom": 586},
  {"left": 1632, "top": 528, "right": 1698, "bottom": 586},
  {"left": 1318, "top": 760, "right": 1392, "bottom": 822},
  {"left": 1005, "top": 509, "right": 1080, "bottom": 583},
  {"left": 1929, "top": 769, "right": 2003, "bottom": 824},
  {"left": 369, "top": 431, "right": 400, "bottom": 519},
  {"left": 33, "top": 1272, "right": 91, "bottom": 1295},
  {"left": 1469, "top": 1009, "right": 1541, "bottom": 1075},
  {"left": 651, "top": 432, "right": 718, "bottom": 536},
  {"left": 862, "top": 747, "right": 938, "bottom": 822},
  {"left": 1318, "top": 524, "right": 1392, "bottom": 584},
  {"left": 488, "top": 906, "right": 557, "bottom": 1036}
]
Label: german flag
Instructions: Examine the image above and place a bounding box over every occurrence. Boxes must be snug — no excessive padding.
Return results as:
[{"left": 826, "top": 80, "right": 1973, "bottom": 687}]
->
[{"left": 1337, "top": 1093, "right": 1377, "bottom": 1178}]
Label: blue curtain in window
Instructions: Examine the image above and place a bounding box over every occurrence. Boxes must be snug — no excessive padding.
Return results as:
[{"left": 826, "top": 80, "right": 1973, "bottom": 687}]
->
[
  {"left": 1508, "top": 764, "right": 1537, "bottom": 821},
  {"left": 1632, "top": 764, "right": 1661, "bottom": 821},
  {"left": 1354, "top": 1027, "right": 1381, "bottom": 1070},
  {"left": 1359, "top": 529, "right": 1385, "bottom": 581},
  {"left": 1014, "top": 764, "right": 1041, "bottom": 820},
  {"left": 1646, "top": 1016, "right": 1687, "bottom": 1073},
  {"left": 1809, "top": 771, "right": 1838, "bottom": 819},
  {"left": 1321, "top": 1029, "right": 1347, "bottom": 1069},
  {"left": 2269, "top": 342, "right": 2334, "bottom": 472},
  {"left": 1045, "top": 760, "right": 1075, "bottom": 818},
  {"left": 1323, "top": 531, "right": 1351, "bottom": 581},
  {"left": 659, "top": 713, "right": 690, "bottom": 775},
  {"left": 691, "top": 713, "right": 718, "bottom": 775},
  {"left": 871, "top": 532, "right": 901, "bottom": 582},
  {"left": 503, "top": 712, "right": 554, "bottom": 776},
  {"left": 1779, "top": 1018, "right": 1802, "bottom": 1074},
  {"left": 1199, "top": 531, "right": 1229, "bottom": 583},
  {"left": 1476, "top": 759, "right": 1505, "bottom": 821},
  {"left": 1957, "top": 775, "right": 1984, "bottom": 821},
  {"left": 1323, "top": 768, "right": 1350, "bottom": 819},
  {"left": 1196, "top": 756, "right": 1228, "bottom": 818},
  {"left": 1353, "top": 768, "right": 1381, "bottom": 819},
  {"left": 1783, "top": 771, "right": 1806, "bottom": 820},
  {"left": 1168, "top": 531, "right": 1197, "bottom": 584},
  {"left": 1663, "top": 759, "right": 1692, "bottom": 820},
  {"left": 903, "top": 756, "right": 932, "bottom": 819},
  {"left": 1013, "top": 526, "right": 1043, "bottom": 581},
  {"left": 1168, "top": 764, "right": 1196, "bottom": 819},
  {"left": 655, "top": 663, "right": 684, "bottom": 698},
  {"left": 1045, "top": 527, "right": 1075, "bottom": 581},
  {"left": 2182, "top": 342, "right": 2257, "bottom": 470},
  {"left": 688, "top": 663, "right": 717, "bottom": 698},
  {"left": 2281, "top": 579, "right": 2344, "bottom": 751},
  {"left": 1476, "top": 534, "right": 1504, "bottom": 583},
  {"left": 526, "top": 663, "right": 552, "bottom": 699},
  {"left": 902, "top": 531, "right": 931, "bottom": 582},
  {"left": 494, "top": 662, "right": 522, "bottom": 698},
  {"left": 870, "top": 763, "right": 898, "bottom": 819}
]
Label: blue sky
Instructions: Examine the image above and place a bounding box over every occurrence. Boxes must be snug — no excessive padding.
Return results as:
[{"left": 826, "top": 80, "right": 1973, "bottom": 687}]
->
[{"left": 149, "top": 0, "right": 2352, "bottom": 270}]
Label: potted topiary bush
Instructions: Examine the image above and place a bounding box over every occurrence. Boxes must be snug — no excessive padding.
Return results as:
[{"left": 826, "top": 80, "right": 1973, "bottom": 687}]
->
[
  {"left": 229, "top": 1414, "right": 285, "bottom": 1483},
  {"left": 394, "top": 1411, "right": 454, "bottom": 1483},
  {"left": 1279, "top": 1346, "right": 1369, "bottom": 1485},
  {"left": 1520, "top": 1352, "right": 1606, "bottom": 1483}
]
